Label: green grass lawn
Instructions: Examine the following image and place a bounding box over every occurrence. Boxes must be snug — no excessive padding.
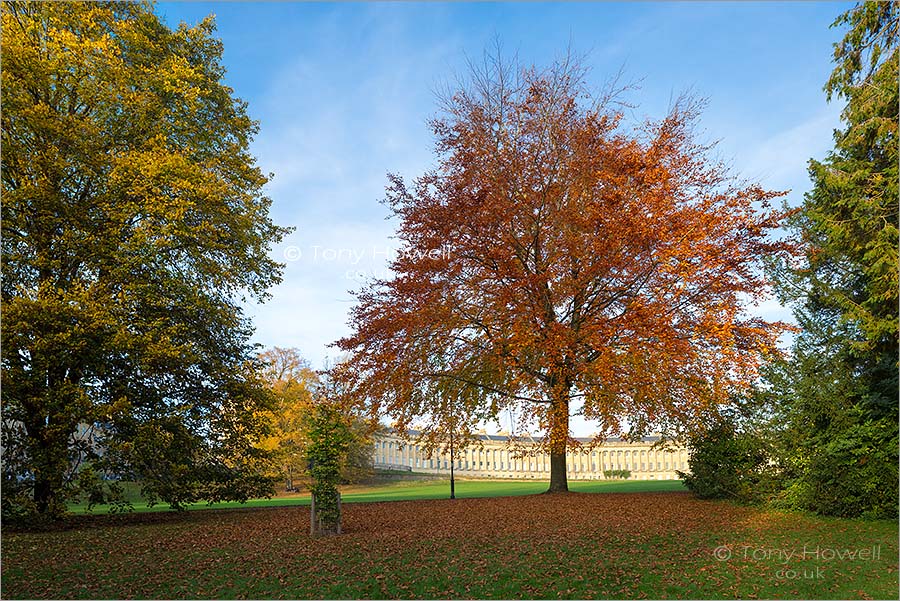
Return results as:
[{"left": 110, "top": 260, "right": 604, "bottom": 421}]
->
[
  {"left": 68, "top": 477, "right": 686, "bottom": 513},
  {"left": 5, "top": 485, "right": 897, "bottom": 599}
]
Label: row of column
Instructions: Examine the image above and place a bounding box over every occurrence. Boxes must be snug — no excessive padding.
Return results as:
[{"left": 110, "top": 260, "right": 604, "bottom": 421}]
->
[{"left": 373, "top": 438, "right": 688, "bottom": 474}]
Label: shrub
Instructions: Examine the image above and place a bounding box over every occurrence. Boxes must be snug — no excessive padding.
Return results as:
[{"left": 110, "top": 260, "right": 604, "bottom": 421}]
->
[
  {"left": 603, "top": 469, "right": 631, "bottom": 480},
  {"left": 679, "top": 422, "right": 775, "bottom": 504},
  {"left": 791, "top": 419, "right": 898, "bottom": 519}
]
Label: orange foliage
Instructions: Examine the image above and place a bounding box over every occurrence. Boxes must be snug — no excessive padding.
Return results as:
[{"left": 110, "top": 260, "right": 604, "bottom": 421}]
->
[{"left": 336, "top": 57, "right": 795, "bottom": 490}]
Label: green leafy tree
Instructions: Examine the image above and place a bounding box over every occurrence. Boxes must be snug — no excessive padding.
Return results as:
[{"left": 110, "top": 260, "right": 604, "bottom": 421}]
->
[
  {"left": 305, "top": 400, "right": 353, "bottom": 536},
  {"left": 769, "top": 1, "right": 898, "bottom": 518},
  {"left": 1, "top": 1, "right": 289, "bottom": 516},
  {"left": 796, "top": 0, "right": 898, "bottom": 410},
  {"left": 763, "top": 318, "right": 898, "bottom": 518}
]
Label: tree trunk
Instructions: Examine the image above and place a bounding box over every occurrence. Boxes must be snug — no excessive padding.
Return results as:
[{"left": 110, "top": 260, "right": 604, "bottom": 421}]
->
[
  {"left": 310, "top": 491, "right": 342, "bottom": 536},
  {"left": 33, "top": 474, "right": 55, "bottom": 515},
  {"left": 546, "top": 386, "right": 570, "bottom": 493},
  {"left": 31, "top": 446, "right": 67, "bottom": 516},
  {"left": 548, "top": 452, "right": 568, "bottom": 492},
  {"left": 449, "top": 429, "right": 456, "bottom": 499},
  {"left": 25, "top": 416, "right": 69, "bottom": 517}
]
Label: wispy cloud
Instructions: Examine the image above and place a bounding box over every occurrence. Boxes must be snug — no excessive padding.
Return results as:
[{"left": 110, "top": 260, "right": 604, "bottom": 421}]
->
[
  {"left": 160, "top": 1, "right": 847, "bottom": 436},
  {"left": 738, "top": 103, "right": 842, "bottom": 199},
  {"left": 243, "top": 5, "right": 469, "bottom": 367}
]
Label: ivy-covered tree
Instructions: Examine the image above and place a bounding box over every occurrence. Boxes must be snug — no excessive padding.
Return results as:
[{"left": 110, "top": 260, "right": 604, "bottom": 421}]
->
[
  {"left": 1, "top": 2, "right": 289, "bottom": 517},
  {"left": 305, "top": 400, "right": 353, "bottom": 536},
  {"left": 770, "top": 1, "right": 898, "bottom": 518}
]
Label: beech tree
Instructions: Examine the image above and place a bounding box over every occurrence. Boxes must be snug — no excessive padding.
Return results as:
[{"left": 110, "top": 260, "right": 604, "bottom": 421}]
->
[
  {"left": 1, "top": 2, "right": 288, "bottom": 516},
  {"left": 337, "top": 55, "right": 794, "bottom": 492},
  {"left": 258, "top": 348, "right": 318, "bottom": 491}
]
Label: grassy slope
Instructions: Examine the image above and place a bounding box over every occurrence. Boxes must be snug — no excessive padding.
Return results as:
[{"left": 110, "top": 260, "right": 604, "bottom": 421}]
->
[{"left": 69, "top": 478, "right": 687, "bottom": 513}]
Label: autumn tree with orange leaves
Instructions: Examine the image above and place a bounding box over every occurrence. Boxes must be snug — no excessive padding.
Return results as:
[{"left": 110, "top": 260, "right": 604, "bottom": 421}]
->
[{"left": 337, "top": 55, "right": 795, "bottom": 493}]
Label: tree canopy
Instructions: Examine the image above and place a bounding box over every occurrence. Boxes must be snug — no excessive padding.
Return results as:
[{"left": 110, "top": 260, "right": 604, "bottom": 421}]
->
[
  {"left": 801, "top": 1, "right": 898, "bottom": 354},
  {"left": 337, "top": 54, "right": 795, "bottom": 492},
  {"left": 257, "top": 348, "right": 317, "bottom": 491},
  {"left": 1, "top": 1, "right": 289, "bottom": 516}
]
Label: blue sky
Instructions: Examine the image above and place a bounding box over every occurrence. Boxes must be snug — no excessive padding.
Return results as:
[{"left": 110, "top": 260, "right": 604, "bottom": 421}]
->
[{"left": 159, "top": 2, "right": 849, "bottom": 434}]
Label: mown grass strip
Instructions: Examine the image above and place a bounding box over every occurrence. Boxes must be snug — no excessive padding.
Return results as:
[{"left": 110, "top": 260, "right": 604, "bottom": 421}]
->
[{"left": 69, "top": 478, "right": 687, "bottom": 514}]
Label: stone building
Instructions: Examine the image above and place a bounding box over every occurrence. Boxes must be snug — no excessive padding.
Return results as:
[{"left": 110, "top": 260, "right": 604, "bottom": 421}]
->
[{"left": 372, "top": 429, "right": 689, "bottom": 480}]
